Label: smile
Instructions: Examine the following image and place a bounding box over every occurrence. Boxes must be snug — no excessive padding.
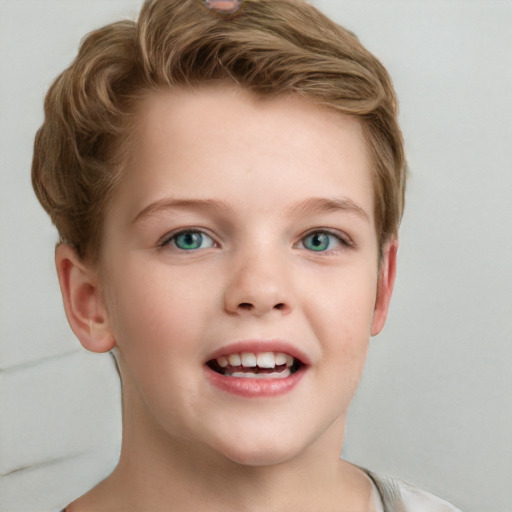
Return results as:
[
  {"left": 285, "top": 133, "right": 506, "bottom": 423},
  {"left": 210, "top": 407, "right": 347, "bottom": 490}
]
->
[
  {"left": 204, "top": 342, "right": 309, "bottom": 397},
  {"left": 207, "top": 351, "right": 302, "bottom": 378}
]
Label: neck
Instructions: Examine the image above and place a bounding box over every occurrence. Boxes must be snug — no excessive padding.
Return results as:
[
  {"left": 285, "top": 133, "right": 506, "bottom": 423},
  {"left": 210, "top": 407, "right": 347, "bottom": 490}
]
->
[{"left": 71, "top": 383, "right": 372, "bottom": 512}]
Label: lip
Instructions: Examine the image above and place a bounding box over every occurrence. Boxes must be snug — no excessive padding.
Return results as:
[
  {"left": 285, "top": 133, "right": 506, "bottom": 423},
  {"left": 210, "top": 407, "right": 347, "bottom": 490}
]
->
[
  {"left": 204, "top": 339, "right": 311, "bottom": 398},
  {"left": 205, "top": 365, "right": 306, "bottom": 397}
]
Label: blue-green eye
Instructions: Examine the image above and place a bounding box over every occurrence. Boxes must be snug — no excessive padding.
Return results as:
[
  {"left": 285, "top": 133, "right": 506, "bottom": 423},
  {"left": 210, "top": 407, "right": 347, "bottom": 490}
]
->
[
  {"left": 169, "top": 230, "right": 214, "bottom": 250},
  {"left": 301, "top": 231, "right": 343, "bottom": 252}
]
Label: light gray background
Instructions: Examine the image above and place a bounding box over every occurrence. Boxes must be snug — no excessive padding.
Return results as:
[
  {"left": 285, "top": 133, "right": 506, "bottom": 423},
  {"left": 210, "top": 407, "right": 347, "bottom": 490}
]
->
[{"left": 1, "top": 1, "right": 511, "bottom": 511}]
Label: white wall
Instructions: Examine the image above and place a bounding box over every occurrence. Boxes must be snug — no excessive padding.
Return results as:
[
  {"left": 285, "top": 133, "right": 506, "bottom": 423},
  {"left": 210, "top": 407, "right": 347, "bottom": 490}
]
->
[
  {"left": 1, "top": 1, "right": 510, "bottom": 511},
  {"left": 0, "top": 3, "right": 140, "bottom": 511}
]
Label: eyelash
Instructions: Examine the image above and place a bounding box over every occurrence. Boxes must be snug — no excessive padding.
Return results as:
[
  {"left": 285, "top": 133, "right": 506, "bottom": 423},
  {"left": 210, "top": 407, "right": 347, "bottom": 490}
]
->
[
  {"left": 298, "top": 229, "right": 354, "bottom": 253},
  {"left": 158, "top": 228, "right": 354, "bottom": 253},
  {"left": 159, "top": 228, "right": 217, "bottom": 251}
]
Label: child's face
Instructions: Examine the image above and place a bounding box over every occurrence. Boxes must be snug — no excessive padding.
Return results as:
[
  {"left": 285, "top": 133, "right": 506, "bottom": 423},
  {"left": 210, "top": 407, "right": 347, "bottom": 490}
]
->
[{"left": 98, "top": 86, "right": 396, "bottom": 466}]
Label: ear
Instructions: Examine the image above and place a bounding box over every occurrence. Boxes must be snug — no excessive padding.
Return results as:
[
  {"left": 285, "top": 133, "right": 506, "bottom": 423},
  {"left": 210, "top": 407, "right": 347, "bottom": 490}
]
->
[
  {"left": 55, "top": 243, "right": 115, "bottom": 353},
  {"left": 371, "top": 237, "right": 398, "bottom": 336}
]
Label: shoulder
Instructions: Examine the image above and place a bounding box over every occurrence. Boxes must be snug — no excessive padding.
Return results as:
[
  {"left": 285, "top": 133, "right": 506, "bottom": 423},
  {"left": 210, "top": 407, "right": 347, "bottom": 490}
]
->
[{"left": 367, "top": 470, "right": 463, "bottom": 512}]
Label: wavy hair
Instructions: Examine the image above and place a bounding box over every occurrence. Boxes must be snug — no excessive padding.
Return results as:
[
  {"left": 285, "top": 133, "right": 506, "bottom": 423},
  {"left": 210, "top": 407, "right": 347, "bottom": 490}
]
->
[{"left": 32, "top": 0, "right": 406, "bottom": 263}]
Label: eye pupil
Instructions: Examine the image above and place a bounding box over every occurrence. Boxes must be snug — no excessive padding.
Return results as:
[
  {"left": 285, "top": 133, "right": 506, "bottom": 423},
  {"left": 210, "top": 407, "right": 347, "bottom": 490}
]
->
[
  {"left": 175, "top": 231, "right": 203, "bottom": 250},
  {"left": 305, "top": 232, "right": 329, "bottom": 251}
]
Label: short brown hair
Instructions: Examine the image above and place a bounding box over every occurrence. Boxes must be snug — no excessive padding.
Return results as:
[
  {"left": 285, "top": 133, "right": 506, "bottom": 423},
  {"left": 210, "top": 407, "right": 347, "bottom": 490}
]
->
[{"left": 32, "top": 0, "right": 406, "bottom": 263}]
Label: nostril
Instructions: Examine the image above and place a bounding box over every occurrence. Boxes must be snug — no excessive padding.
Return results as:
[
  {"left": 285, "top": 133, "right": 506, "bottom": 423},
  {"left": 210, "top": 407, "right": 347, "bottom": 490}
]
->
[{"left": 230, "top": 301, "right": 290, "bottom": 315}]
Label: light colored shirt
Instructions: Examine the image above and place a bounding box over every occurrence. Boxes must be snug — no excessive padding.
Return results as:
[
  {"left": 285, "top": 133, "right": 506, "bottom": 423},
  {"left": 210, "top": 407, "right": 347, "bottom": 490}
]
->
[
  {"left": 367, "top": 470, "right": 463, "bottom": 512},
  {"left": 60, "top": 470, "right": 463, "bottom": 512}
]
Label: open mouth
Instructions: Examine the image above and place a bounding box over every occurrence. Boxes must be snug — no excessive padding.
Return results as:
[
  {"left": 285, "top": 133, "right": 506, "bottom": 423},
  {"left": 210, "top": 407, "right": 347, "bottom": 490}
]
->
[{"left": 206, "top": 351, "right": 303, "bottom": 379}]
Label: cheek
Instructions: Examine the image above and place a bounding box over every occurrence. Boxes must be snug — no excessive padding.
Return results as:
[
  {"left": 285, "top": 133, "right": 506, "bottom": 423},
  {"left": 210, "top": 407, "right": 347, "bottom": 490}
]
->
[
  {"left": 302, "top": 264, "right": 377, "bottom": 390},
  {"left": 104, "top": 260, "right": 209, "bottom": 361},
  {"left": 104, "top": 265, "right": 210, "bottom": 421},
  {"left": 303, "top": 264, "right": 378, "bottom": 341}
]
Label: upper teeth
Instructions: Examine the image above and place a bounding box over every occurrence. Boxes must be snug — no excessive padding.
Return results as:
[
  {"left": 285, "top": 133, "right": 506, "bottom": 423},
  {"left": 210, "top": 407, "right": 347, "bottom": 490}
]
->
[{"left": 217, "top": 352, "right": 294, "bottom": 369}]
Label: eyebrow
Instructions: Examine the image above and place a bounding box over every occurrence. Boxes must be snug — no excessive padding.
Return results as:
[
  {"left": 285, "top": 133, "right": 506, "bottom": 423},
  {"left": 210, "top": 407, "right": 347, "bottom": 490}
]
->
[
  {"left": 132, "top": 196, "right": 370, "bottom": 224},
  {"left": 286, "top": 197, "right": 371, "bottom": 222},
  {"left": 132, "top": 198, "right": 230, "bottom": 224}
]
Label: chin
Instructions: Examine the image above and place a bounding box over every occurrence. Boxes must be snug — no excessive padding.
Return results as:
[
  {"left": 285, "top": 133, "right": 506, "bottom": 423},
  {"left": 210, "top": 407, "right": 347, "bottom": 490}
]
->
[
  {"left": 211, "top": 430, "right": 308, "bottom": 468},
  {"left": 225, "top": 447, "right": 299, "bottom": 467}
]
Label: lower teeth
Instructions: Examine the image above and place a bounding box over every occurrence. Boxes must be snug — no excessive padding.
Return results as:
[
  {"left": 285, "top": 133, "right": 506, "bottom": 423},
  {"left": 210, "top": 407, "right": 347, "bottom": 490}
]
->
[{"left": 228, "top": 369, "right": 291, "bottom": 379}]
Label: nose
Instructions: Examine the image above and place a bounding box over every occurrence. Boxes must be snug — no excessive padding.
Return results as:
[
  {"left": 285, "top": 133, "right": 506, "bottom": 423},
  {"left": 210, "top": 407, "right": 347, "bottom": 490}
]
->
[{"left": 223, "top": 251, "right": 294, "bottom": 317}]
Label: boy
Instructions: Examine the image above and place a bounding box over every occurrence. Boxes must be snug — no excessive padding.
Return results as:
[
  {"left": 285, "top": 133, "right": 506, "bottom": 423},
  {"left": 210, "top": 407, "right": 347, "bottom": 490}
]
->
[{"left": 32, "top": 0, "right": 462, "bottom": 510}]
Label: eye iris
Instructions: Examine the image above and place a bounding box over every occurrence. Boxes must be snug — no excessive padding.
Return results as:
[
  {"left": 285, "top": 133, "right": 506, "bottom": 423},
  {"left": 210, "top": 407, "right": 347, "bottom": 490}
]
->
[
  {"left": 175, "top": 232, "right": 203, "bottom": 250},
  {"left": 305, "top": 232, "right": 329, "bottom": 251}
]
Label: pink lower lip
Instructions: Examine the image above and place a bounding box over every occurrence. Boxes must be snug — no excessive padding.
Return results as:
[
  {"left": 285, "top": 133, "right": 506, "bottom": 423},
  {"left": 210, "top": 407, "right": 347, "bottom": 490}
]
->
[{"left": 205, "top": 365, "right": 306, "bottom": 397}]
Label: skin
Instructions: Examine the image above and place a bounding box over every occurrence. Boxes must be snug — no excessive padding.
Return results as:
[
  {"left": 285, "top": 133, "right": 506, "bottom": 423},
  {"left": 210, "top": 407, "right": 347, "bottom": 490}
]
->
[
  {"left": 56, "top": 85, "right": 397, "bottom": 511},
  {"left": 203, "top": 0, "right": 243, "bottom": 13}
]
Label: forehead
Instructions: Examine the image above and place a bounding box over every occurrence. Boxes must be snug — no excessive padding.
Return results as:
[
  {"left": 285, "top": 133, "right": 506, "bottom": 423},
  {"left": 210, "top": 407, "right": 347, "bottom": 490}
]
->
[{"left": 115, "top": 85, "right": 374, "bottom": 223}]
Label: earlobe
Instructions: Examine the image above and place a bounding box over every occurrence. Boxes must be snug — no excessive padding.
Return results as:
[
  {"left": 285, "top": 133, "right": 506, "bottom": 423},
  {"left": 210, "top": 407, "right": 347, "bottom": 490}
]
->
[
  {"left": 55, "top": 244, "right": 115, "bottom": 353},
  {"left": 371, "top": 237, "right": 398, "bottom": 336}
]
